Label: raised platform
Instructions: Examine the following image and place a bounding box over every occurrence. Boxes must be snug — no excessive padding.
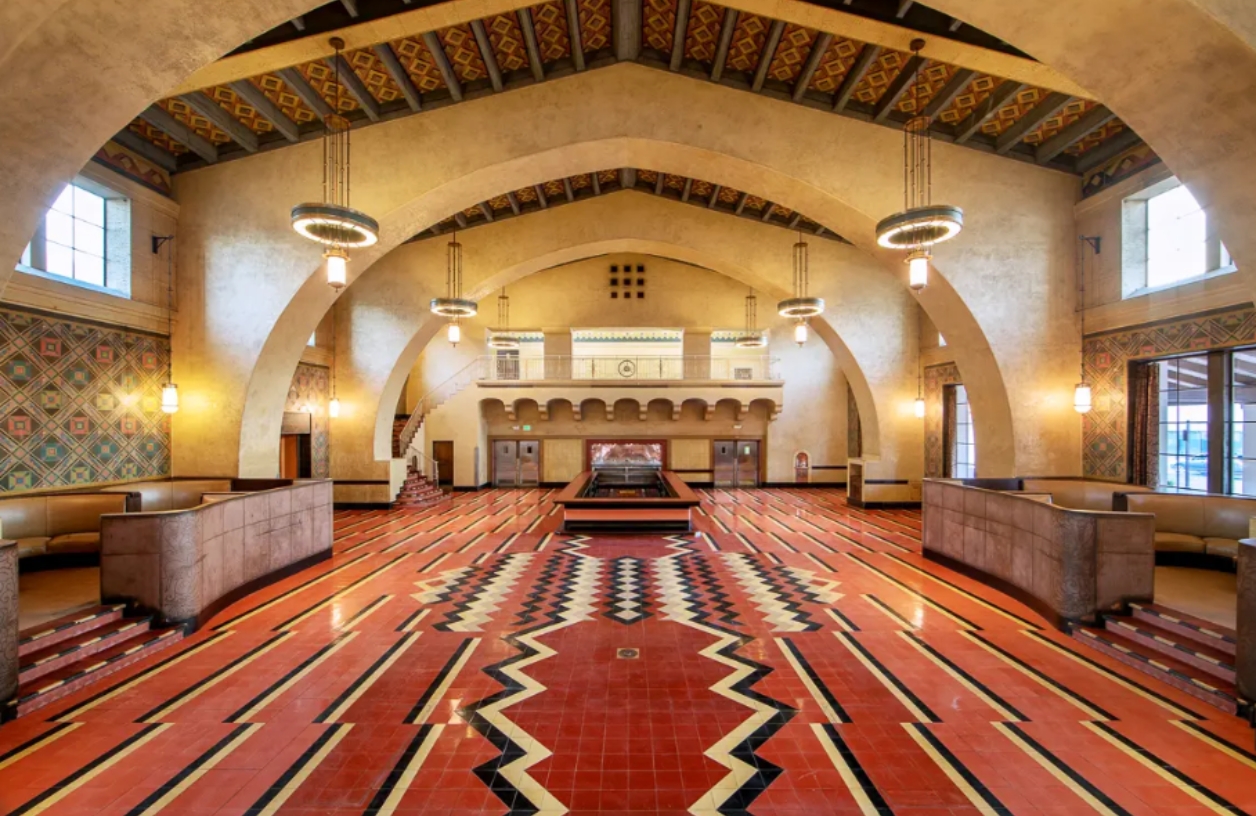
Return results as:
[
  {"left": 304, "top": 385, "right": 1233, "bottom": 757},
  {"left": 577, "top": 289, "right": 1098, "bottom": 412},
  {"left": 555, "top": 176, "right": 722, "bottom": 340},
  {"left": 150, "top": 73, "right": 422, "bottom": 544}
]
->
[{"left": 553, "top": 470, "right": 700, "bottom": 534}]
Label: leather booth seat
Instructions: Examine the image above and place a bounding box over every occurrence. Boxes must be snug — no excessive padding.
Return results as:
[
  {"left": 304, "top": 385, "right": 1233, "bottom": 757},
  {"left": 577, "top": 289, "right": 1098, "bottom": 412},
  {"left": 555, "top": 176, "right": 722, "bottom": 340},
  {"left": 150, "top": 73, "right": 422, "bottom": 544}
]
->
[
  {"left": 101, "top": 479, "right": 232, "bottom": 511},
  {"left": 1020, "top": 479, "right": 1152, "bottom": 512},
  {"left": 1120, "top": 492, "right": 1256, "bottom": 560},
  {"left": 0, "top": 493, "right": 133, "bottom": 560}
]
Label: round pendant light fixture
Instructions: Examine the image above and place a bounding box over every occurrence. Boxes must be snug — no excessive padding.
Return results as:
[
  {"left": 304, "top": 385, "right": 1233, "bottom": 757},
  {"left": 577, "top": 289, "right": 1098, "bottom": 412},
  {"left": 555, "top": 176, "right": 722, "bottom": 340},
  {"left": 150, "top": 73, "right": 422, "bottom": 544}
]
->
[
  {"left": 487, "top": 287, "right": 519, "bottom": 350},
  {"left": 290, "top": 37, "right": 379, "bottom": 290},
  {"left": 779, "top": 232, "right": 824, "bottom": 324},
  {"left": 735, "top": 288, "right": 768, "bottom": 348},
  {"left": 875, "top": 39, "right": 963, "bottom": 290},
  {"left": 793, "top": 320, "right": 809, "bottom": 347},
  {"left": 431, "top": 231, "right": 478, "bottom": 331}
]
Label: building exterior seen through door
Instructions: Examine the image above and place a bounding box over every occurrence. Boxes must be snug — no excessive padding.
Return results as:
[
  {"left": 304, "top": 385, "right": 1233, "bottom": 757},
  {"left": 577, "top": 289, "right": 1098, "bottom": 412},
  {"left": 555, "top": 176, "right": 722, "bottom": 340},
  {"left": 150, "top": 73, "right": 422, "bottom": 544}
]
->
[
  {"left": 493, "top": 440, "right": 540, "bottom": 487},
  {"left": 714, "top": 440, "right": 760, "bottom": 487},
  {"left": 432, "top": 440, "right": 454, "bottom": 487}
]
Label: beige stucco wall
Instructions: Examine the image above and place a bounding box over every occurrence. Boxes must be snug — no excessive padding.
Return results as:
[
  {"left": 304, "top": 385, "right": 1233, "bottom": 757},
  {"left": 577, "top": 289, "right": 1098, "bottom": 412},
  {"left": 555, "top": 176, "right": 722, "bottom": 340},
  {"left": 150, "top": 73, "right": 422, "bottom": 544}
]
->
[{"left": 162, "top": 62, "right": 1076, "bottom": 485}]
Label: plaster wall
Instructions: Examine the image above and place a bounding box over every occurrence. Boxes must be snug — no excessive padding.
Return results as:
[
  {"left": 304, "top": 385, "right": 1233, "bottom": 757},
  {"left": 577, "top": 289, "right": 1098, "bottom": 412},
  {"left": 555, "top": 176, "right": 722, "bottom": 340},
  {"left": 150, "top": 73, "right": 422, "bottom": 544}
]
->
[{"left": 164, "top": 63, "right": 1074, "bottom": 484}]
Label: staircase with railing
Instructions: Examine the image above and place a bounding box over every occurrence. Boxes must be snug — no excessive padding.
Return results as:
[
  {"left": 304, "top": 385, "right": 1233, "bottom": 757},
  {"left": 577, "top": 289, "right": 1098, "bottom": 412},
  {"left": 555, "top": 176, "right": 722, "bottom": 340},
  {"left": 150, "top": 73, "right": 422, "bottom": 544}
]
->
[{"left": 397, "top": 357, "right": 489, "bottom": 479}]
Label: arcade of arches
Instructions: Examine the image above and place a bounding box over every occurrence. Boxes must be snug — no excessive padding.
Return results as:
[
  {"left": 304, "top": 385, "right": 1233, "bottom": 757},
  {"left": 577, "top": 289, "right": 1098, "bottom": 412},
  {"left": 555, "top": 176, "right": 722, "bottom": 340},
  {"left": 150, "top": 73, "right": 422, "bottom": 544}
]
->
[{"left": 2, "top": 0, "right": 1256, "bottom": 812}]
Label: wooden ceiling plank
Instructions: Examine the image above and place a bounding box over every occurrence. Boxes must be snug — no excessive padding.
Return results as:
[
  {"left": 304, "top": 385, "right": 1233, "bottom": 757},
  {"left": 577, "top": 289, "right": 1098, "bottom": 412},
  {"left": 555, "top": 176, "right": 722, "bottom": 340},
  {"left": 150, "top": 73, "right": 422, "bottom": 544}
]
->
[
  {"left": 138, "top": 105, "right": 218, "bottom": 163},
  {"left": 422, "top": 32, "right": 464, "bottom": 102},
  {"left": 615, "top": 0, "right": 642, "bottom": 62},
  {"left": 454, "top": 211, "right": 469, "bottom": 228},
  {"left": 833, "top": 43, "right": 881, "bottom": 112},
  {"left": 711, "top": 8, "right": 738, "bottom": 82},
  {"left": 563, "top": 177, "right": 575, "bottom": 201},
  {"left": 517, "top": 9, "right": 546, "bottom": 82},
  {"left": 373, "top": 43, "right": 423, "bottom": 111},
  {"left": 896, "top": 1, "right": 913, "bottom": 18},
  {"left": 340, "top": 0, "right": 359, "bottom": 18},
  {"left": 760, "top": 201, "right": 774, "bottom": 221},
  {"left": 325, "top": 53, "right": 382, "bottom": 121},
  {"left": 229, "top": 79, "right": 301, "bottom": 141},
  {"left": 654, "top": 173, "right": 665, "bottom": 195},
  {"left": 621, "top": 168, "right": 638, "bottom": 189},
  {"left": 670, "top": 0, "right": 693, "bottom": 71},
  {"left": 291, "top": 16, "right": 306, "bottom": 32},
  {"left": 591, "top": 172, "right": 602, "bottom": 195},
  {"left": 1075, "top": 127, "right": 1142, "bottom": 174},
  {"left": 922, "top": 67, "right": 974, "bottom": 124},
  {"left": 479, "top": 201, "right": 496, "bottom": 220},
  {"left": 469, "top": 20, "right": 503, "bottom": 92},
  {"left": 708, "top": 184, "right": 721, "bottom": 207},
  {"left": 792, "top": 31, "right": 832, "bottom": 102},
  {"left": 681, "top": 177, "right": 693, "bottom": 201},
  {"left": 565, "top": 0, "right": 586, "bottom": 71},
  {"left": 752, "top": 19, "right": 787, "bottom": 93},
  {"left": 994, "top": 91, "right": 1070, "bottom": 154},
  {"left": 277, "top": 67, "right": 334, "bottom": 120},
  {"left": 535, "top": 184, "right": 549, "bottom": 208},
  {"left": 506, "top": 190, "right": 522, "bottom": 214},
  {"left": 179, "top": 92, "right": 260, "bottom": 152},
  {"left": 735, "top": 191, "right": 749, "bottom": 214},
  {"left": 953, "top": 79, "right": 1023, "bottom": 144},
  {"left": 871, "top": 53, "right": 924, "bottom": 123},
  {"left": 111, "top": 129, "right": 179, "bottom": 173},
  {"left": 788, "top": 212, "right": 802, "bottom": 228},
  {"left": 1035, "top": 104, "right": 1115, "bottom": 164}
]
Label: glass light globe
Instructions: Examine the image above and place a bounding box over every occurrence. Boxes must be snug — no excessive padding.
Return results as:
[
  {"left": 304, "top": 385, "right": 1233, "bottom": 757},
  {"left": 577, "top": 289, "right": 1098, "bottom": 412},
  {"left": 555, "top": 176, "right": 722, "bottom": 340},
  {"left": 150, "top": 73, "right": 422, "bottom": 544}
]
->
[
  {"left": 329, "top": 397, "right": 341, "bottom": 418},
  {"left": 914, "top": 397, "right": 926, "bottom": 418},
  {"left": 1074, "top": 382, "right": 1092, "bottom": 414},
  {"left": 325, "top": 250, "right": 347, "bottom": 290},
  {"left": 793, "top": 321, "right": 808, "bottom": 346},
  {"left": 161, "top": 383, "right": 179, "bottom": 414},
  {"left": 448, "top": 322, "right": 461, "bottom": 346},
  {"left": 908, "top": 252, "right": 929, "bottom": 291}
]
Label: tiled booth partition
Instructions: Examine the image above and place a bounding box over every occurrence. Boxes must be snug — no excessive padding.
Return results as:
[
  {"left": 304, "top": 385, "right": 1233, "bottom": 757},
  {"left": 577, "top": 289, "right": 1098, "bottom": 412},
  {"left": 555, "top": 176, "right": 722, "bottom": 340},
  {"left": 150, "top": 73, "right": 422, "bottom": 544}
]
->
[
  {"left": 921, "top": 479, "right": 1156, "bottom": 624},
  {"left": 100, "top": 480, "right": 333, "bottom": 627}
]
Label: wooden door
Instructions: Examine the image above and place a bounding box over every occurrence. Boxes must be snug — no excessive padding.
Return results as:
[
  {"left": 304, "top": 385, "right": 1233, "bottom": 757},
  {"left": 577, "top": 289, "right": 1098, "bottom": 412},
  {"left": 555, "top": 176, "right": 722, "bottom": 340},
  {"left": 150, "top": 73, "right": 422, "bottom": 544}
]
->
[
  {"left": 279, "top": 435, "right": 300, "bottom": 479},
  {"left": 433, "top": 440, "right": 454, "bottom": 487}
]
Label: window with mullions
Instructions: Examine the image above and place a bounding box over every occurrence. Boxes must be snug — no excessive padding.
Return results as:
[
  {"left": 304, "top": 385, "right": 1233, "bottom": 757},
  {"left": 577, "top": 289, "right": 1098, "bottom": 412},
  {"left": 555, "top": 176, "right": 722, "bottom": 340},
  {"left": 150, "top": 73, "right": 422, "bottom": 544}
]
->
[
  {"left": 951, "top": 384, "right": 976, "bottom": 479},
  {"left": 1157, "top": 354, "right": 1210, "bottom": 492},
  {"left": 1231, "top": 349, "right": 1256, "bottom": 496},
  {"left": 18, "top": 178, "right": 131, "bottom": 297}
]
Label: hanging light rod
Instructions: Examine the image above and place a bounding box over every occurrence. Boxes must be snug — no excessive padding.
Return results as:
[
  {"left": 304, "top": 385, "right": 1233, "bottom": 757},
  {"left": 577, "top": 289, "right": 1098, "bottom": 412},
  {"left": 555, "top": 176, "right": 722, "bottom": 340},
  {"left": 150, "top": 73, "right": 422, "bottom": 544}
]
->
[
  {"left": 487, "top": 287, "right": 519, "bottom": 349},
  {"left": 736, "top": 287, "right": 768, "bottom": 348},
  {"left": 778, "top": 230, "right": 824, "bottom": 320}
]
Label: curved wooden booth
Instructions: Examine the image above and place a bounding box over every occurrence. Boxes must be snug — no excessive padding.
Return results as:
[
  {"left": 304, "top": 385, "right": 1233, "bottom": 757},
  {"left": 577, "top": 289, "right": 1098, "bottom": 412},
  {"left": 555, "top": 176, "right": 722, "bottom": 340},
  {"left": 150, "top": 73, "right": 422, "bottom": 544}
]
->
[{"left": 554, "top": 470, "right": 700, "bottom": 534}]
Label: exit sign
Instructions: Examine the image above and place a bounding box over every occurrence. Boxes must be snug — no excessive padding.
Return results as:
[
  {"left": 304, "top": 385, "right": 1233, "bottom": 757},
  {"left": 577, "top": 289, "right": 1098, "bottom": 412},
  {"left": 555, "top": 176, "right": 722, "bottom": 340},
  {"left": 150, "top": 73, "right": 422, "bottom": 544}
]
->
[{"left": 522, "top": 425, "right": 532, "bottom": 431}]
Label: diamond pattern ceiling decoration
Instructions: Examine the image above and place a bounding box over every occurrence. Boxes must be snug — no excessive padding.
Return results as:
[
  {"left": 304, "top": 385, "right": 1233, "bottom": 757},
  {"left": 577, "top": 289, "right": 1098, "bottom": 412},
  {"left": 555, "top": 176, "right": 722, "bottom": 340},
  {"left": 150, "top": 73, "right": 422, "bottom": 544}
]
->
[
  {"left": 726, "top": 13, "right": 769, "bottom": 73},
  {"left": 119, "top": 0, "right": 1148, "bottom": 176},
  {"left": 391, "top": 36, "right": 447, "bottom": 92},
  {"left": 638, "top": 169, "right": 659, "bottom": 185},
  {"left": 807, "top": 37, "right": 861, "bottom": 93},
  {"left": 767, "top": 24, "right": 817, "bottom": 83},
  {"left": 532, "top": 2, "right": 572, "bottom": 63},
  {"left": 488, "top": 13, "right": 528, "bottom": 72},
  {"left": 690, "top": 179, "right": 713, "bottom": 199},
  {"left": 570, "top": 172, "right": 593, "bottom": 190},
  {"left": 516, "top": 185, "right": 539, "bottom": 203},
  {"left": 643, "top": 0, "right": 677, "bottom": 54}
]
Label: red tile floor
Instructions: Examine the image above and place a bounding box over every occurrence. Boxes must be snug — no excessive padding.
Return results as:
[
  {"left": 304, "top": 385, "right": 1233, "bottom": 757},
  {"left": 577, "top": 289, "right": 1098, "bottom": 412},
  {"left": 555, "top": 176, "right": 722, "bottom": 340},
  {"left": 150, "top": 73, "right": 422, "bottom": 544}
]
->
[{"left": 2, "top": 487, "right": 1255, "bottom": 815}]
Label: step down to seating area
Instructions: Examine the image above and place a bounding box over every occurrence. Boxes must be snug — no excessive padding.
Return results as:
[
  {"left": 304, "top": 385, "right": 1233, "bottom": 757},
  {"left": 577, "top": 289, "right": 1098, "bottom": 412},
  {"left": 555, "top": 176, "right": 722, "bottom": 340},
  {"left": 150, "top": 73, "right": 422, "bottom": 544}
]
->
[
  {"left": 1071, "top": 602, "right": 1241, "bottom": 715},
  {"left": 6, "top": 604, "right": 183, "bottom": 719},
  {"left": 395, "top": 470, "right": 446, "bottom": 510}
]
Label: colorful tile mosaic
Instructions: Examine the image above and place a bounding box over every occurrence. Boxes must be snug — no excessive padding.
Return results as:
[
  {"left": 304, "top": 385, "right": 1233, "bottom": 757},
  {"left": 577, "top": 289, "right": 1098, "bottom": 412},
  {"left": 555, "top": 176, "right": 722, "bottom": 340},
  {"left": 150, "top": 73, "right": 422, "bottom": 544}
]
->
[
  {"left": 285, "top": 362, "right": 330, "bottom": 479},
  {"left": 1083, "top": 307, "right": 1256, "bottom": 480},
  {"left": 92, "top": 141, "right": 172, "bottom": 197},
  {"left": 0, "top": 306, "right": 171, "bottom": 492},
  {"left": 924, "top": 362, "right": 962, "bottom": 478}
]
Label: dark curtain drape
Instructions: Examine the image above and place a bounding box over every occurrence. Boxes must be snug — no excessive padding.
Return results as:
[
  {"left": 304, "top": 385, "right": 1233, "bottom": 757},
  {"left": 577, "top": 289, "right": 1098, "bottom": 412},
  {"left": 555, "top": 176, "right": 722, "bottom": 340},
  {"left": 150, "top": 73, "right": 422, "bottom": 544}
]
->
[
  {"left": 943, "top": 385, "right": 958, "bottom": 478},
  {"left": 1128, "top": 362, "right": 1160, "bottom": 488}
]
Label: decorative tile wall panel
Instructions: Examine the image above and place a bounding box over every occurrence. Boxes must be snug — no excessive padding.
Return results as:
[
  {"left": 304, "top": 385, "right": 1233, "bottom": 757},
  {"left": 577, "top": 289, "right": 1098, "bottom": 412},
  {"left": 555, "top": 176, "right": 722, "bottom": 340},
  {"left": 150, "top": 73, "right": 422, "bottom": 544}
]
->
[
  {"left": 285, "top": 363, "right": 330, "bottom": 479},
  {"left": 684, "top": 1, "right": 724, "bottom": 63},
  {"left": 924, "top": 363, "right": 962, "bottom": 478}
]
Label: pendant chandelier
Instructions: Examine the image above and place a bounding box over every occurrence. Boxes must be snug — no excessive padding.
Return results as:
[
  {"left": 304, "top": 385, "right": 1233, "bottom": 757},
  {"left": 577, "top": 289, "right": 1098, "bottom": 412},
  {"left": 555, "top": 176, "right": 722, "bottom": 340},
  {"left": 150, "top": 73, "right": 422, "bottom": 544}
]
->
[
  {"left": 290, "top": 37, "right": 379, "bottom": 290},
  {"left": 735, "top": 288, "right": 768, "bottom": 348},
  {"left": 431, "top": 231, "right": 476, "bottom": 346},
  {"left": 875, "top": 39, "right": 963, "bottom": 291},
  {"left": 487, "top": 287, "right": 519, "bottom": 350},
  {"left": 778, "top": 230, "right": 822, "bottom": 346}
]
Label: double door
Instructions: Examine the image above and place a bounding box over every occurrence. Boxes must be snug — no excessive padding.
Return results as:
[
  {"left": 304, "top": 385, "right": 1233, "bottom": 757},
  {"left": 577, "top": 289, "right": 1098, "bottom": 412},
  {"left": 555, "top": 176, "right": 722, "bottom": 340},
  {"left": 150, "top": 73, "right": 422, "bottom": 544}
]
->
[
  {"left": 714, "top": 440, "right": 760, "bottom": 487},
  {"left": 493, "top": 439, "right": 539, "bottom": 487}
]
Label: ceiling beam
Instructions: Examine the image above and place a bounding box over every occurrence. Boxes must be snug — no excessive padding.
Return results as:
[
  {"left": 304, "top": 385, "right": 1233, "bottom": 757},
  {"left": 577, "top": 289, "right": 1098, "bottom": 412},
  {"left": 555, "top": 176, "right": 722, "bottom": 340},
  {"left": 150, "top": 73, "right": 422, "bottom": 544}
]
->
[
  {"left": 615, "top": 0, "right": 642, "bottom": 62},
  {"left": 751, "top": 19, "right": 786, "bottom": 93},
  {"left": 922, "top": 67, "right": 974, "bottom": 124},
  {"left": 339, "top": 0, "right": 359, "bottom": 17},
  {"left": 138, "top": 105, "right": 218, "bottom": 163},
  {"left": 896, "top": 1, "right": 913, "bottom": 18},
  {"left": 469, "top": 20, "right": 504, "bottom": 92},
  {"left": 179, "top": 93, "right": 259, "bottom": 152},
  {"left": 479, "top": 201, "right": 495, "bottom": 221},
  {"left": 833, "top": 44, "right": 880, "bottom": 112},
  {"left": 711, "top": 8, "right": 738, "bottom": 82},
  {"left": 953, "top": 79, "right": 1024, "bottom": 144},
  {"left": 708, "top": 184, "right": 721, "bottom": 207},
  {"left": 994, "top": 91, "right": 1070, "bottom": 154},
  {"left": 276, "top": 67, "right": 334, "bottom": 120},
  {"left": 517, "top": 8, "right": 546, "bottom": 82},
  {"left": 670, "top": 0, "right": 692, "bottom": 72},
  {"left": 788, "top": 212, "right": 802, "bottom": 229},
  {"left": 871, "top": 53, "right": 924, "bottom": 122},
  {"left": 111, "top": 129, "right": 178, "bottom": 173},
  {"left": 535, "top": 184, "right": 549, "bottom": 208},
  {"left": 792, "top": 32, "right": 832, "bottom": 102},
  {"left": 654, "top": 173, "right": 665, "bottom": 195},
  {"left": 620, "top": 168, "right": 637, "bottom": 189},
  {"left": 422, "top": 32, "right": 464, "bottom": 102},
  {"left": 228, "top": 80, "right": 301, "bottom": 142},
  {"left": 565, "top": 0, "right": 586, "bottom": 71},
  {"left": 454, "top": 211, "right": 468, "bottom": 228},
  {"left": 948, "top": 16, "right": 963, "bottom": 32},
  {"left": 1035, "top": 104, "right": 1115, "bottom": 165},
  {"left": 681, "top": 177, "right": 693, "bottom": 202},
  {"left": 761, "top": 202, "right": 775, "bottom": 222},
  {"left": 324, "top": 53, "right": 382, "bottom": 121},
  {"left": 591, "top": 172, "right": 602, "bottom": 195},
  {"left": 371, "top": 43, "right": 422, "bottom": 111},
  {"left": 735, "top": 191, "right": 749, "bottom": 215},
  {"left": 291, "top": 16, "right": 306, "bottom": 32},
  {"left": 563, "top": 177, "right": 575, "bottom": 201},
  {"left": 1075, "top": 127, "right": 1142, "bottom": 174},
  {"left": 506, "top": 191, "right": 521, "bottom": 214}
]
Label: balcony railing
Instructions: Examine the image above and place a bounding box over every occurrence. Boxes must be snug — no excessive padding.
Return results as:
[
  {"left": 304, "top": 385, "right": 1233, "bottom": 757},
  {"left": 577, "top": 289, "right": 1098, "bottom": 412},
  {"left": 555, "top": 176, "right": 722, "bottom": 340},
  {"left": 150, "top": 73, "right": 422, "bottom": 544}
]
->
[{"left": 480, "top": 355, "right": 779, "bottom": 382}]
